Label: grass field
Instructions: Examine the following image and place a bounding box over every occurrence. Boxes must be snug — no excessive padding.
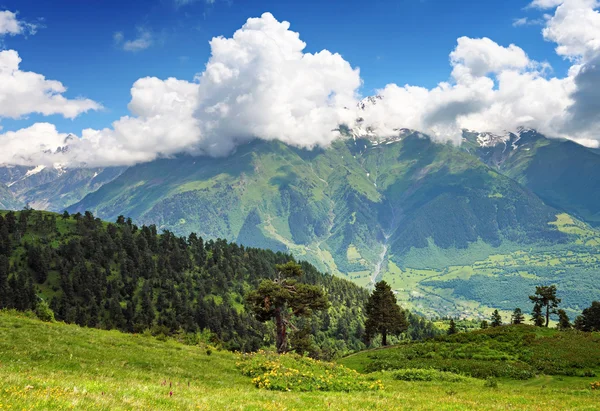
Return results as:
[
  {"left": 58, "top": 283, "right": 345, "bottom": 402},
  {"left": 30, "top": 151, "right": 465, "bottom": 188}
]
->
[{"left": 1, "top": 311, "right": 599, "bottom": 410}]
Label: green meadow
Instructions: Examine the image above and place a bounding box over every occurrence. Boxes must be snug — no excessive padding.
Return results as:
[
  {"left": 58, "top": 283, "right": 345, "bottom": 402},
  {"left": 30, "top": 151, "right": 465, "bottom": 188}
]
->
[{"left": 1, "top": 311, "right": 599, "bottom": 410}]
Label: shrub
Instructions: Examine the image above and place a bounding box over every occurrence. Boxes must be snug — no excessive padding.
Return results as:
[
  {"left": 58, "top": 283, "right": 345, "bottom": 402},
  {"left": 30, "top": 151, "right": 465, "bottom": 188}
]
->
[
  {"left": 34, "top": 300, "right": 55, "bottom": 323},
  {"left": 484, "top": 378, "right": 498, "bottom": 388},
  {"left": 580, "top": 370, "right": 596, "bottom": 378},
  {"left": 393, "top": 368, "right": 469, "bottom": 382},
  {"left": 237, "top": 350, "right": 384, "bottom": 392}
]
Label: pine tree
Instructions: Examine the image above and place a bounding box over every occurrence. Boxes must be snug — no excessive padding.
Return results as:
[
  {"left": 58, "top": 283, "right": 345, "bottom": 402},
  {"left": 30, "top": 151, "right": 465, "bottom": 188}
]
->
[
  {"left": 447, "top": 318, "right": 458, "bottom": 335},
  {"left": 246, "top": 262, "right": 329, "bottom": 353},
  {"left": 364, "top": 281, "right": 408, "bottom": 346},
  {"left": 579, "top": 301, "right": 600, "bottom": 332},
  {"left": 511, "top": 308, "right": 525, "bottom": 325},
  {"left": 531, "top": 303, "right": 545, "bottom": 326},
  {"left": 556, "top": 309, "right": 571, "bottom": 330},
  {"left": 574, "top": 315, "right": 586, "bottom": 331},
  {"left": 529, "top": 285, "right": 561, "bottom": 327},
  {"left": 480, "top": 320, "right": 489, "bottom": 329},
  {"left": 0, "top": 255, "right": 11, "bottom": 308},
  {"left": 491, "top": 310, "right": 502, "bottom": 327}
]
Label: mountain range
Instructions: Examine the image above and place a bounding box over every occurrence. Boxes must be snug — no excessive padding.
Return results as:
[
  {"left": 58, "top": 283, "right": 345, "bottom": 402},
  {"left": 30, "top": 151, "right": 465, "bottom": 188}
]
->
[{"left": 2, "top": 121, "right": 600, "bottom": 319}]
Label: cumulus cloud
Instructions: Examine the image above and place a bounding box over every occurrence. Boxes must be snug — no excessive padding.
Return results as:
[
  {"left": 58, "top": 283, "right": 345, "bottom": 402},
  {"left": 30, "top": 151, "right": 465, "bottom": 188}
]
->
[
  {"left": 356, "top": 0, "right": 600, "bottom": 144},
  {"left": 114, "top": 28, "right": 153, "bottom": 52},
  {"left": 0, "top": 49, "right": 101, "bottom": 119},
  {"left": 355, "top": 37, "right": 567, "bottom": 143},
  {"left": 3, "top": 3, "right": 600, "bottom": 167},
  {"left": 541, "top": 0, "right": 600, "bottom": 59},
  {"left": 192, "top": 13, "right": 360, "bottom": 156},
  {"left": 1, "top": 12, "right": 360, "bottom": 166},
  {"left": 0, "top": 10, "right": 37, "bottom": 37}
]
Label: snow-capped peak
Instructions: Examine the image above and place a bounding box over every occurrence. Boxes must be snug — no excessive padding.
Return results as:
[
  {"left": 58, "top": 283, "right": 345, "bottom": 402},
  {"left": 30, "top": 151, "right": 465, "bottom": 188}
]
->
[
  {"left": 357, "top": 95, "right": 383, "bottom": 111},
  {"left": 475, "top": 131, "right": 512, "bottom": 148}
]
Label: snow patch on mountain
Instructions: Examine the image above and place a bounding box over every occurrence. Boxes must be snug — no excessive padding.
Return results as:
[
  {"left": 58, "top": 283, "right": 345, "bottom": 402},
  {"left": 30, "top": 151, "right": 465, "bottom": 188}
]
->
[{"left": 24, "top": 165, "right": 46, "bottom": 178}]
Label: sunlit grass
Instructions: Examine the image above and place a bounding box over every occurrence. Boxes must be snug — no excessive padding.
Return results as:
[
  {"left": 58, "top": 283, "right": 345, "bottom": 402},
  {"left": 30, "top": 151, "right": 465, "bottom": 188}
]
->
[{"left": 1, "top": 311, "right": 599, "bottom": 410}]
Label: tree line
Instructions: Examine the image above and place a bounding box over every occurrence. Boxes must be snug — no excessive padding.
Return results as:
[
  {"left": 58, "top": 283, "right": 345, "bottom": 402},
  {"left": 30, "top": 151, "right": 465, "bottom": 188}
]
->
[{"left": 466, "top": 285, "right": 599, "bottom": 333}]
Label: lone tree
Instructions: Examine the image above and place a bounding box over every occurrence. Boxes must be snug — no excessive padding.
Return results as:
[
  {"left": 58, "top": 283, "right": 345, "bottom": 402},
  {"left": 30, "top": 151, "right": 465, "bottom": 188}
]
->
[
  {"left": 365, "top": 281, "right": 408, "bottom": 346},
  {"left": 556, "top": 309, "right": 571, "bottom": 330},
  {"left": 447, "top": 318, "right": 458, "bottom": 335},
  {"left": 529, "top": 285, "right": 561, "bottom": 327},
  {"left": 511, "top": 308, "right": 525, "bottom": 325},
  {"left": 246, "top": 261, "right": 329, "bottom": 354},
  {"left": 491, "top": 310, "right": 502, "bottom": 327}
]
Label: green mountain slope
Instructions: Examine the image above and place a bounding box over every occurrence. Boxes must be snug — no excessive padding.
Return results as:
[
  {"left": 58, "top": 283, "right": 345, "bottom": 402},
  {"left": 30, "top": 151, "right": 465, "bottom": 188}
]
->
[
  {"left": 0, "top": 165, "right": 125, "bottom": 212},
  {"left": 68, "top": 133, "right": 600, "bottom": 318},
  {"left": 463, "top": 129, "right": 600, "bottom": 227},
  {"left": 0, "top": 183, "right": 22, "bottom": 210}
]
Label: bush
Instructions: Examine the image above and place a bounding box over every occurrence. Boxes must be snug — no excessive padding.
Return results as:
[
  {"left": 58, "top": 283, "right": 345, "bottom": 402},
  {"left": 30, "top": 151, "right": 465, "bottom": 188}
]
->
[
  {"left": 237, "top": 350, "right": 384, "bottom": 392},
  {"left": 484, "top": 378, "right": 498, "bottom": 388},
  {"left": 34, "top": 300, "right": 55, "bottom": 323},
  {"left": 393, "top": 368, "right": 469, "bottom": 382}
]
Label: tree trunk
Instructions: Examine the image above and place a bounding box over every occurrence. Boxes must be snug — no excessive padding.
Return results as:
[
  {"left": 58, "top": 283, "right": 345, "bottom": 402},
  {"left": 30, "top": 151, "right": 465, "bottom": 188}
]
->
[
  {"left": 275, "top": 307, "right": 287, "bottom": 353},
  {"left": 545, "top": 304, "right": 550, "bottom": 327},
  {"left": 382, "top": 329, "right": 388, "bottom": 346}
]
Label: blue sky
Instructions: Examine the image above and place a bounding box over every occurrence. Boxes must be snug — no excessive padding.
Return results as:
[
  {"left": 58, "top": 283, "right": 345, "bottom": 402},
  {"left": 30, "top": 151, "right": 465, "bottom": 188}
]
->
[{"left": 2, "top": 0, "right": 563, "bottom": 134}]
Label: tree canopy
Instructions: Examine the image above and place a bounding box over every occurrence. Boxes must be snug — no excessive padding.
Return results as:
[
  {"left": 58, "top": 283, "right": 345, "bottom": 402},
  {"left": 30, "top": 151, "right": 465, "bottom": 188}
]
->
[
  {"left": 246, "top": 261, "right": 329, "bottom": 353},
  {"left": 529, "top": 285, "right": 561, "bottom": 327}
]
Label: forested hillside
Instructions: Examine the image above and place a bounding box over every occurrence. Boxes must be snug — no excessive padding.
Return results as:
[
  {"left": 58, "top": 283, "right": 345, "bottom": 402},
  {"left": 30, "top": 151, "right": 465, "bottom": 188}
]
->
[{"left": 0, "top": 209, "right": 437, "bottom": 358}]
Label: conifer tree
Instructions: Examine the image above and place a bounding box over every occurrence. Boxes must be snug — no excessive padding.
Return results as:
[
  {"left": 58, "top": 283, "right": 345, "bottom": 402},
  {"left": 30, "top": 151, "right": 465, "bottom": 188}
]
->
[
  {"left": 531, "top": 303, "right": 545, "bottom": 326},
  {"left": 511, "top": 308, "right": 525, "bottom": 325},
  {"left": 447, "top": 318, "right": 458, "bottom": 335},
  {"left": 529, "top": 285, "right": 561, "bottom": 327},
  {"left": 556, "top": 309, "right": 571, "bottom": 330},
  {"left": 246, "top": 261, "right": 329, "bottom": 353},
  {"left": 0, "top": 255, "right": 10, "bottom": 308},
  {"left": 364, "top": 281, "right": 408, "bottom": 346},
  {"left": 491, "top": 310, "right": 502, "bottom": 327},
  {"left": 578, "top": 301, "right": 600, "bottom": 331},
  {"left": 480, "top": 320, "right": 489, "bottom": 329}
]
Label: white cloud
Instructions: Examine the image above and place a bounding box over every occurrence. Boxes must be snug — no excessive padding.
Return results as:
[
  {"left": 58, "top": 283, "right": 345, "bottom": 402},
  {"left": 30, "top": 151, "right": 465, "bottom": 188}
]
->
[
  {"left": 113, "top": 31, "right": 124, "bottom": 44},
  {"left": 541, "top": 0, "right": 600, "bottom": 59},
  {"left": 0, "top": 10, "right": 37, "bottom": 37},
  {"left": 513, "top": 17, "right": 530, "bottom": 26},
  {"left": 0, "top": 49, "right": 101, "bottom": 119},
  {"left": 528, "top": 0, "right": 565, "bottom": 8},
  {"left": 0, "top": 123, "right": 70, "bottom": 166},
  {"left": 3, "top": 4, "right": 600, "bottom": 167},
  {"left": 450, "top": 37, "right": 531, "bottom": 78},
  {"left": 193, "top": 12, "right": 360, "bottom": 155},
  {"left": 114, "top": 28, "right": 153, "bottom": 52},
  {"left": 512, "top": 17, "right": 545, "bottom": 26},
  {"left": 0, "top": 12, "right": 360, "bottom": 166}
]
